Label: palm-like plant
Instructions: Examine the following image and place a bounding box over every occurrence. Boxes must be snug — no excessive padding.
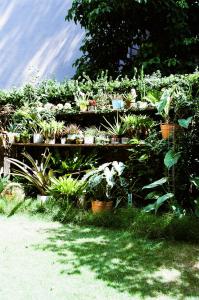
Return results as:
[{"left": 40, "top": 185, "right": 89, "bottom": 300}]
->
[{"left": 8, "top": 152, "right": 54, "bottom": 195}]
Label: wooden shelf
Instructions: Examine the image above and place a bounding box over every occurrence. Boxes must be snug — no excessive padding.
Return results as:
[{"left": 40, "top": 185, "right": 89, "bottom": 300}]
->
[
  {"left": 12, "top": 143, "right": 135, "bottom": 148},
  {"left": 57, "top": 107, "right": 155, "bottom": 117}
]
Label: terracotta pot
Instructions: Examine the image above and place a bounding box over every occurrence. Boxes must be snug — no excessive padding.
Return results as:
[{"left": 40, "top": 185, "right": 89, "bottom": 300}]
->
[
  {"left": 160, "top": 123, "right": 178, "bottom": 140},
  {"left": 91, "top": 200, "right": 113, "bottom": 214}
]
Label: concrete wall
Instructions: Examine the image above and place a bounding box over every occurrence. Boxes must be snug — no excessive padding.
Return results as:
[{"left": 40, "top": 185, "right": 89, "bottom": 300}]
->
[{"left": 0, "top": 0, "right": 84, "bottom": 89}]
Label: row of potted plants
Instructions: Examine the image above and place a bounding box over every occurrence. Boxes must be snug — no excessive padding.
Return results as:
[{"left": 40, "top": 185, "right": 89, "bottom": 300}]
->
[
  {"left": 4, "top": 113, "right": 156, "bottom": 145},
  {"left": 75, "top": 88, "right": 152, "bottom": 112}
]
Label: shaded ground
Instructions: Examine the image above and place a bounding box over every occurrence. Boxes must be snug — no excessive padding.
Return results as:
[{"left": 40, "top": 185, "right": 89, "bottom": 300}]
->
[{"left": 0, "top": 215, "right": 199, "bottom": 300}]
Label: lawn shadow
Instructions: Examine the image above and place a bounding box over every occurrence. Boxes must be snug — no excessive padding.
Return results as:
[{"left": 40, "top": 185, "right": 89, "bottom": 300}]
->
[{"left": 33, "top": 224, "right": 199, "bottom": 299}]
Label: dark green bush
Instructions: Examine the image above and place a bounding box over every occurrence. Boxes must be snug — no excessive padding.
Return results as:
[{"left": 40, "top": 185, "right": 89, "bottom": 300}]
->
[
  {"left": 0, "top": 72, "right": 198, "bottom": 108},
  {"left": 38, "top": 203, "right": 199, "bottom": 242}
]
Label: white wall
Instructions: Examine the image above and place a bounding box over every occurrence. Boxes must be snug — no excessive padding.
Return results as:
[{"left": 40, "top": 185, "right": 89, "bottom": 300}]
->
[{"left": 0, "top": 0, "right": 84, "bottom": 89}]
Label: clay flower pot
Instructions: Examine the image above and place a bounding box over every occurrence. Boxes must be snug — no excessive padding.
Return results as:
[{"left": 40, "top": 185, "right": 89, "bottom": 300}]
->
[
  {"left": 91, "top": 200, "right": 113, "bottom": 214},
  {"left": 160, "top": 124, "right": 178, "bottom": 140}
]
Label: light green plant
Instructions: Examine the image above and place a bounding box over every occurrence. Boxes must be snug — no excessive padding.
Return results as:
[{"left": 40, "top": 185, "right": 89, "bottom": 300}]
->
[
  {"left": 84, "top": 127, "right": 98, "bottom": 136},
  {"left": 39, "top": 120, "right": 64, "bottom": 139},
  {"left": 74, "top": 88, "right": 90, "bottom": 106},
  {"left": 156, "top": 89, "right": 172, "bottom": 123},
  {"left": 48, "top": 176, "right": 86, "bottom": 207},
  {"left": 102, "top": 113, "right": 126, "bottom": 137},
  {"left": 122, "top": 114, "right": 155, "bottom": 137}
]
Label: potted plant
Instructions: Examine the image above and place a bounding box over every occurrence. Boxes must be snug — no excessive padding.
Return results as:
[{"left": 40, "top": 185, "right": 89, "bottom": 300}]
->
[
  {"left": 111, "top": 94, "right": 124, "bottom": 110},
  {"left": 40, "top": 120, "right": 64, "bottom": 144},
  {"left": 122, "top": 114, "right": 155, "bottom": 139},
  {"left": 102, "top": 113, "right": 126, "bottom": 144},
  {"left": 88, "top": 99, "right": 97, "bottom": 112},
  {"left": 95, "top": 130, "right": 110, "bottom": 145},
  {"left": 156, "top": 89, "right": 177, "bottom": 139},
  {"left": 66, "top": 124, "right": 80, "bottom": 144},
  {"left": 76, "top": 130, "right": 84, "bottom": 144},
  {"left": 83, "top": 161, "right": 126, "bottom": 213},
  {"left": 75, "top": 90, "right": 89, "bottom": 112},
  {"left": 58, "top": 127, "right": 68, "bottom": 144},
  {"left": 6, "top": 124, "right": 20, "bottom": 144},
  {"left": 123, "top": 89, "right": 137, "bottom": 108},
  {"left": 8, "top": 152, "right": 54, "bottom": 203},
  {"left": 20, "top": 130, "right": 31, "bottom": 144},
  {"left": 84, "top": 127, "right": 97, "bottom": 144}
]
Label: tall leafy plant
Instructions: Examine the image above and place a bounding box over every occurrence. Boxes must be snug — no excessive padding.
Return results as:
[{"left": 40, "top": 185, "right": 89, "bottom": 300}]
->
[{"left": 8, "top": 152, "right": 54, "bottom": 195}]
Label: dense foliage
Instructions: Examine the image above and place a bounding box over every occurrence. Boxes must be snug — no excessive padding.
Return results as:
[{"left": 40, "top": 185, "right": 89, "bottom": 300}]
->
[
  {"left": 66, "top": 0, "right": 199, "bottom": 77},
  {"left": 0, "top": 72, "right": 198, "bottom": 109},
  {"left": 0, "top": 71, "right": 198, "bottom": 223}
]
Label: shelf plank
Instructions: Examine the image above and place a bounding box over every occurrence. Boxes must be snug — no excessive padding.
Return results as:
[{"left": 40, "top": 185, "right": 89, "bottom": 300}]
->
[{"left": 12, "top": 143, "right": 135, "bottom": 148}]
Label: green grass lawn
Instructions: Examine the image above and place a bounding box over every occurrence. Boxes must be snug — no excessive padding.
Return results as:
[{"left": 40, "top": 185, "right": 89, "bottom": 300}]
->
[
  {"left": 1, "top": 215, "right": 199, "bottom": 300},
  {"left": 35, "top": 222, "right": 199, "bottom": 299}
]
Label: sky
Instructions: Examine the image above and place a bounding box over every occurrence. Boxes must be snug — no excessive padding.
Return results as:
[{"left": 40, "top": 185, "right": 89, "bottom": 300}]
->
[{"left": 0, "top": 0, "right": 84, "bottom": 89}]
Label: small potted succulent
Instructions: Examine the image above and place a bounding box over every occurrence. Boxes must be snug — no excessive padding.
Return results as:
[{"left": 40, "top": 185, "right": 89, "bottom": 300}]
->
[
  {"left": 66, "top": 124, "right": 80, "bottom": 144},
  {"left": 84, "top": 127, "right": 97, "bottom": 144},
  {"left": 75, "top": 90, "right": 89, "bottom": 112},
  {"left": 88, "top": 99, "right": 97, "bottom": 112},
  {"left": 6, "top": 124, "right": 20, "bottom": 144},
  {"left": 123, "top": 89, "right": 137, "bottom": 109},
  {"left": 76, "top": 130, "right": 84, "bottom": 144},
  {"left": 58, "top": 126, "right": 68, "bottom": 144},
  {"left": 95, "top": 130, "right": 110, "bottom": 145}
]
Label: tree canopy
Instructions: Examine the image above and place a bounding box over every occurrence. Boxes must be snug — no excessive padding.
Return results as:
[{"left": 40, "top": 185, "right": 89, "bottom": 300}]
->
[{"left": 66, "top": 0, "right": 199, "bottom": 78}]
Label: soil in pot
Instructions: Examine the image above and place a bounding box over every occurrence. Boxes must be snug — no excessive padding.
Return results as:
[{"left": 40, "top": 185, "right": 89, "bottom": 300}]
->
[{"left": 91, "top": 200, "right": 113, "bottom": 214}]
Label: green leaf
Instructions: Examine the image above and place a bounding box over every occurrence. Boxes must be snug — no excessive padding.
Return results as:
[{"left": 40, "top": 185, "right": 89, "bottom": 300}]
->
[
  {"left": 7, "top": 200, "right": 25, "bottom": 217},
  {"left": 143, "top": 203, "right": 156, "bottom": 212},
  {"left": 164, "top": 150, "right": 181, "bottom": 169},
  {"left": 144, "top": 193, "right": 174, "bottom": 213},
  {"left": 154, "top": 193, "right": 174, "bottom": 213},
  {"left": 178, "top": 116, "right": 193, "bottom": 128},
  {"left": 145, "top": 191, "right": 160, "bottom": 200},
  {"left": 138, "top": 154, "right": 148, "bottom": 162},
  {"left": 142, "top": 177, "right": 167, "bottom": 189},
  {"left": 191, "top": 177, "right": 199, "bottom": 189}
]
